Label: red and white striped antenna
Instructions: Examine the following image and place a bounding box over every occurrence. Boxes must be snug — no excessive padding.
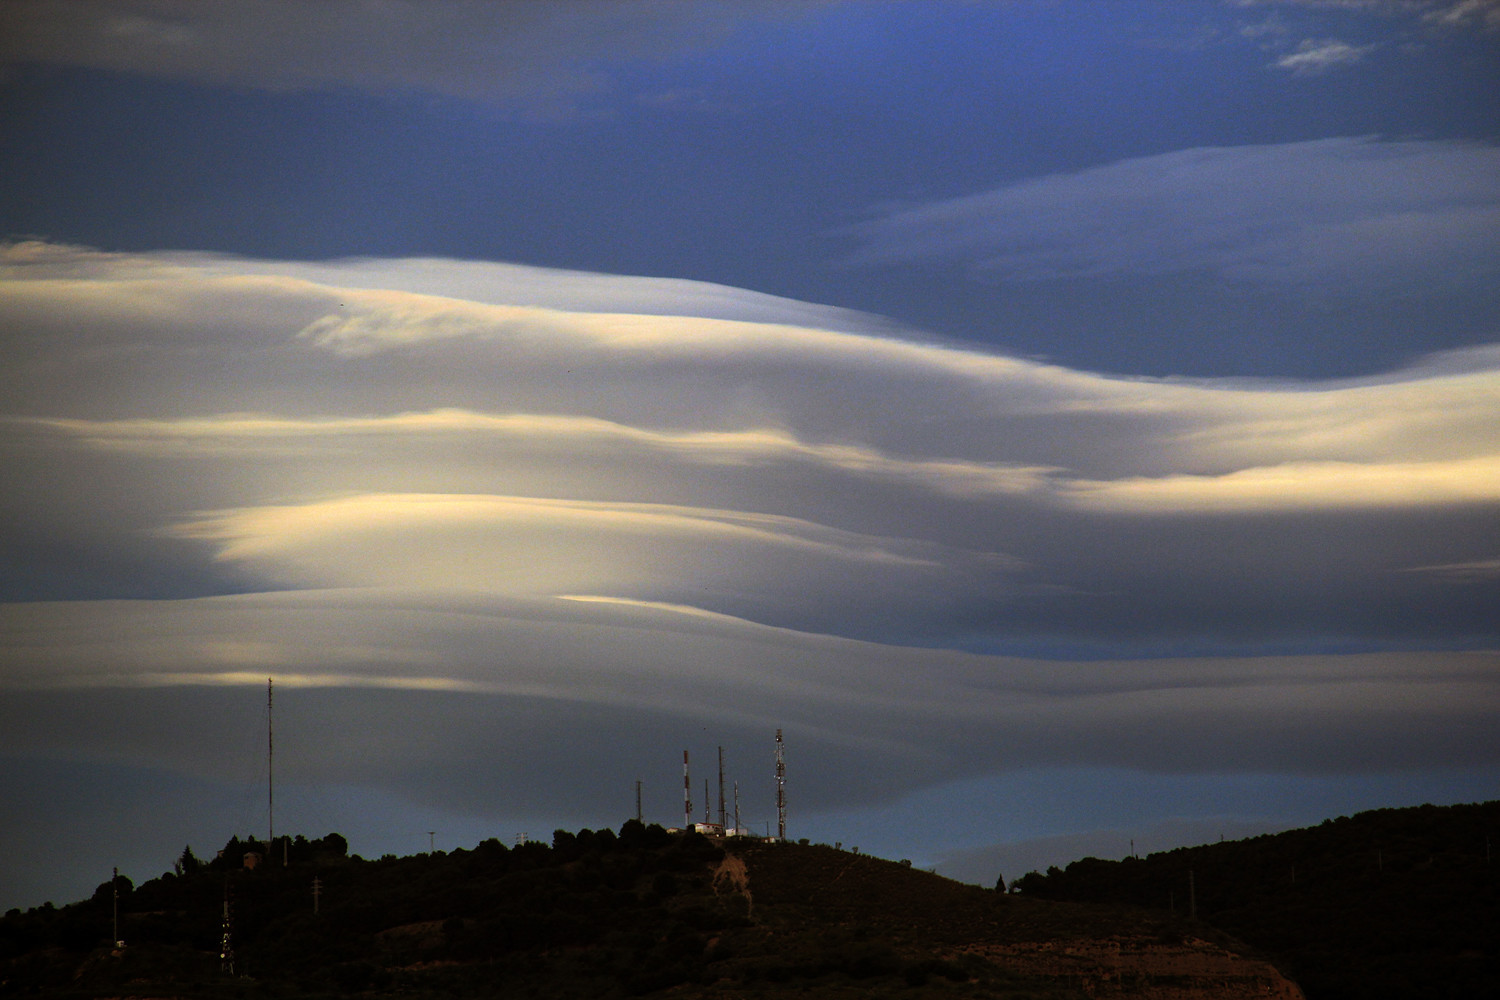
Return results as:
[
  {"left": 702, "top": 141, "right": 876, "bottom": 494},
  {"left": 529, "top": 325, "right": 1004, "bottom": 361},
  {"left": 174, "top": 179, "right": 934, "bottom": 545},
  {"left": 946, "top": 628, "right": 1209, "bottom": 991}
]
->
[{"left": 682, "top": 750, "right": 692, "bottom": 829}]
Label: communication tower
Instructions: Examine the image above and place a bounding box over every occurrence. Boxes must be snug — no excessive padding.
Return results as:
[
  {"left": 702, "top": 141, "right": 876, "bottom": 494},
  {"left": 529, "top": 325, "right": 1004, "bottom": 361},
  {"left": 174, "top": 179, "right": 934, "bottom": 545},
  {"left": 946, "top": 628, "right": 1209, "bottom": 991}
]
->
[
  {"left": 219, "top": 875, "right": 235, "bottom": 975},
  {"left": 682, "top": 750, "right": 692, "bottom": 829},
  {"left": 717, "top": 746, "right": 727, "bottom": 829},
  {"left": 775, "top": 728, "right": 786, "bottom": 840}
]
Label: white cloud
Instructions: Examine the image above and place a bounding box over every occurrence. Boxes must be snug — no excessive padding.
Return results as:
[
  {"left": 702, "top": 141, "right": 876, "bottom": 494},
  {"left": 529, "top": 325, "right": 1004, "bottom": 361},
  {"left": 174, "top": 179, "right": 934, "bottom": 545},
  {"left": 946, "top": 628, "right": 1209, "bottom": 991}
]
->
[
  {"left": 1273, "top": 37, "right": 1376, "bottom": 71},
  {"left": 160, "top": 492, "right": 983, "bottom": 595},
  {"left": 1062, "top": 455, "right": 1500, "bottom": 513},
  {"left": 2, "top": 247, "right": 1496, "bottom": 643},
  {"left": 1424, "top": 0, "right": 1500, "bottom": 28},
  {"left": 1403, "top": 557, "right": 1500, "bottom": 580},
  {"left": 1, "top": 245, "right": 1497, "bottom": 830},
  {"left": 1, "top": 242, "right": 1497, "bottom": 913},
  {"left": 844, "top": 138, "right": 1500, "bottom": 294}
]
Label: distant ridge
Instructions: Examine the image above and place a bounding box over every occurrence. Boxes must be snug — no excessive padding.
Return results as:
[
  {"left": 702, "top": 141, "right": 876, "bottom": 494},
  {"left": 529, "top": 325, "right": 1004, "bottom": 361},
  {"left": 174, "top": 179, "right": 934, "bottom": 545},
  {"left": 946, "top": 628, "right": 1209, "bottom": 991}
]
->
[{"left": 1013, "top": 800, "right": 1500, "bottom": 999}]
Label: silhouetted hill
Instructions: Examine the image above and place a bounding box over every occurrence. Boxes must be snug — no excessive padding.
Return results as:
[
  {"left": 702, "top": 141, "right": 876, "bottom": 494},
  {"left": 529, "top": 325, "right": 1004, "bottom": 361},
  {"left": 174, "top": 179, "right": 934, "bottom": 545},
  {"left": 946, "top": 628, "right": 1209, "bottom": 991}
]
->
[
  {"left": 0, "top": 823, "right": 1299, "bottom": 998},
  {"left": 1013, "top": 800, "right": 1500, "bottom": 1000}
]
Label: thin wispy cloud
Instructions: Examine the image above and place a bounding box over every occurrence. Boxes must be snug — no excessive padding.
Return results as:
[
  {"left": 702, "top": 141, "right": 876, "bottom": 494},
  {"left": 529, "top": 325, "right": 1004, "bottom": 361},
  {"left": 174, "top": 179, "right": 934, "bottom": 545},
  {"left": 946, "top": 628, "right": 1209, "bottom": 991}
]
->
[
  {"left": 1273, "top": 37, "right": 1376, "bottom": 71},
  {"left": 845, "top": 138, "right": 1500, "bottom": 292},
  {"left": 1423, "top": 0, "right": 1500, "bottom": 28}
]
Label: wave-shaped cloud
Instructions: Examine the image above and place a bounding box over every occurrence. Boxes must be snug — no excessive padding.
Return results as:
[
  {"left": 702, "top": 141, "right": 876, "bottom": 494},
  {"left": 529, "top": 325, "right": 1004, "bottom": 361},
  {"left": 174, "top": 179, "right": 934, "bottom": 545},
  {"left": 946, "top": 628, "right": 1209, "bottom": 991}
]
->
[
  {"left": 844, "top": 138, "right": 1500, "bottom": 294},
  {"left": 3, "top": 243, "right": 1496, "bottom": 645},
  {"left": 1, "top": 244, "right": 1496, "bottom": 842},
  {"left": 4, "top": 591, "right": 1496, "bottom": 798}
]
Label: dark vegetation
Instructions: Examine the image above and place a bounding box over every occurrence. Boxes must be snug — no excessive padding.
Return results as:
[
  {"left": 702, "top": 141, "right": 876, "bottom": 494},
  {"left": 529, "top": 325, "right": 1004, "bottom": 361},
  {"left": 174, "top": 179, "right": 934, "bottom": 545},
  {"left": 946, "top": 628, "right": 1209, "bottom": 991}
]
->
[
  {"left": 4, "top": 802, "right": 1491, "bottom": 998},
  {"left": 1, "top": 822, "right": 1205, "bottom": 999},
  {"left": 1012, "top": 800, "right": 1500, "bottom": 1000}
]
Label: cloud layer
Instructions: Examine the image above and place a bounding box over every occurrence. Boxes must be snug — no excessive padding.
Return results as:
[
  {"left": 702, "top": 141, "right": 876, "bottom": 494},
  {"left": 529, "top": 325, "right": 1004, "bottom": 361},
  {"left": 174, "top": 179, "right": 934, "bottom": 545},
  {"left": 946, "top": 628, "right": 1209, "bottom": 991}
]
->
[
  {"left": 845, "top": 138, "right": 1500, "bottom": 293},
  {"left": 0, "top": 0, "right": 824, "bottom": 113},
  {"left": 3, "top": 242, "right": 1496, "bottom": 645},
  {"left": 1, "top": 243, "right": 1496, "bottom": 904}
]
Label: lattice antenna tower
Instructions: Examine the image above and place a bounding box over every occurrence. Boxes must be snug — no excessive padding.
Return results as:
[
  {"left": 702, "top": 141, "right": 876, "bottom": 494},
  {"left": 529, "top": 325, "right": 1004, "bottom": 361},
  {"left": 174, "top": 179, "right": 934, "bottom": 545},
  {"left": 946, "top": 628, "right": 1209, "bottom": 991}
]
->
[
  {"left": 682, "top": 750, "right": 692, "bottom": 829},
  {"left": 717, "top": 746, "right": 727, "bottom": 829},
  {"left": 775, "top": 728, "right": 786, "bottom": 840},
  {"left": 219, "top": 875, "right": 235, "bottom": 976}
]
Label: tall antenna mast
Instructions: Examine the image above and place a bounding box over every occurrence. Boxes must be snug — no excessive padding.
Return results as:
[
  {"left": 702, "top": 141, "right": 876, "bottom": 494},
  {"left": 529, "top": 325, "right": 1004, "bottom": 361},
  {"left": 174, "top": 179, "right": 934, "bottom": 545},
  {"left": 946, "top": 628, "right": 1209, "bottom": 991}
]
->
[
  {"left": 717, "top": 746, "right": 726, "bottom": 830},
  {"left": 267, "top": 677, "right": 274, "bottom": 858},
  {"left": 733, "top": 780, "right": 740, "bottom": 836},
  {"left": 775, "top": 728, "right": 786, "bottom": 840},
  {"left": 682, "top": 750, "right": 692, "bottom": 829},
  {"left": 635, "top": 779, "right": 643, "bottom": 824}
]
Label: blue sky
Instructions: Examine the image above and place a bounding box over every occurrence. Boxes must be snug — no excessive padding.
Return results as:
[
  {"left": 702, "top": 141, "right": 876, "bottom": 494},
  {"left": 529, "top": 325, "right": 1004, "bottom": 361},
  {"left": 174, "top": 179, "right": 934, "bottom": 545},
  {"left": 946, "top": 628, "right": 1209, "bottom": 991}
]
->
[{"left": 1, "top": 0, "right": 1497, "bottom": 911}]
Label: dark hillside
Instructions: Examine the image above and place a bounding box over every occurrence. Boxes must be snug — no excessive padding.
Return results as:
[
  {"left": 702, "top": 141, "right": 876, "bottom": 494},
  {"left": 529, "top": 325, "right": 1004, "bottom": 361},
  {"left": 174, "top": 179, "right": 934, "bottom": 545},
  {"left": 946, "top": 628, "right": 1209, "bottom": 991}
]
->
[
  {"left": 0, "top": 824, "right": 1299, "bottom": 999},
  {"left": 1013, "top": 800, "right": 1500, "bottom": 1000}
]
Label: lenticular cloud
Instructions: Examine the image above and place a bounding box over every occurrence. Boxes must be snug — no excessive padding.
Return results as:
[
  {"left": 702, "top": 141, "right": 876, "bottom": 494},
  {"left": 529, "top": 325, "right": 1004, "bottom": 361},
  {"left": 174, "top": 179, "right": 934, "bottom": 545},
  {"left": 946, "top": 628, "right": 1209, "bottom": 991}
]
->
[{"left": 1, "top": 243, "right": 1498, "bottom": 808}]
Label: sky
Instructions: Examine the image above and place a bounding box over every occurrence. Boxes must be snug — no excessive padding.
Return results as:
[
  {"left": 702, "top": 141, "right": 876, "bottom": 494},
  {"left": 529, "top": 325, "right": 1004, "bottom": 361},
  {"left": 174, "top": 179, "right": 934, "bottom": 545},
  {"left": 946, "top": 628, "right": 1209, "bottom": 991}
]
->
[{"left": 0, "top": 0, "right": 1497, "bottom": 911}]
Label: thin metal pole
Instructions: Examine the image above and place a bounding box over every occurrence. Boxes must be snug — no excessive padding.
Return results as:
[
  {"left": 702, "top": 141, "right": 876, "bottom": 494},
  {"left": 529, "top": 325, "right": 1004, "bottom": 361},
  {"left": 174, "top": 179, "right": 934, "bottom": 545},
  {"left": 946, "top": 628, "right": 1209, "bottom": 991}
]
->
[{"left": 267, "top": 678, "right": 274, "bottom": 858}]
